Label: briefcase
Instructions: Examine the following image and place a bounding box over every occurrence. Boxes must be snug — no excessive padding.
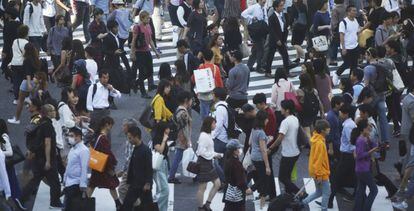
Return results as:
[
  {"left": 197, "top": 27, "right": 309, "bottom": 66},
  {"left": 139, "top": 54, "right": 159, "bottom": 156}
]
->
[{"left": 70, "top": 197, "right": 95, "bottom": 211}]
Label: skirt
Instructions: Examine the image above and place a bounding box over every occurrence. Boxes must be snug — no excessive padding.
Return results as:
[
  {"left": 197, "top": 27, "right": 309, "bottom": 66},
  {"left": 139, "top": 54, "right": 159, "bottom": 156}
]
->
[
  {"left": 291, "top": 24, "right": 307, "bottom": 46},
  {"left": 196, "top": 156, "right": 218, "bottom": 183}
]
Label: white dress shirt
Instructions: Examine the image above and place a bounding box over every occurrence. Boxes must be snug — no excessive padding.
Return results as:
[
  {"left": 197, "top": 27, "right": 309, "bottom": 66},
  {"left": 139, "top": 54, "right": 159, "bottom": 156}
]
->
[
  {"left": 196, "top": 132, "right": 221, "bottom": 160},
  {"left": 86, "top": 82, "right": 121, "bottom": 111},
  {"left": 110, "top": 32, "right": 120, "bottom": 48},
  {"left": 212, "top": 101, "right": 229, "bottom": 143},
  {"left": 0, "top": 150, "right": 11, "bottom": 198},
  {"left": 241, "top": 3, "right": 268, "bottom": 24},
  {"left": 64, "top": 141, "right": 90, "bottom": 188},
  {"left": 382, "top": 0, "right": 400, "bottom": 13},
  {"left": 85, "top": 59, "right": 98, "bottom": 83},
  {"left": 275, "top": 11, "right": 285, "bottom": 32},
  {"left": 58, "top": 102, "right": 76, "bottom": 129},
  {"left": 177, "top": 1, "right": 191, "bottom": 27}
]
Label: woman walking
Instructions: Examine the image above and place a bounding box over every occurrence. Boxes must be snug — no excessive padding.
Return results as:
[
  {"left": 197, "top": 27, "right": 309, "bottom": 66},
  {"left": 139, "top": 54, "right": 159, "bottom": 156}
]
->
[
  {"left": 196, "top": 117, "right": 222, "bottom": 211},
  {"left": 87, "top": 117, "right": 121, "bottom": 210},
  {"left": 10, "top": 25, "right": 29, "bottom": 105},
  {"left": 351, "top": 119, "right": 379, "bottom": 211}
]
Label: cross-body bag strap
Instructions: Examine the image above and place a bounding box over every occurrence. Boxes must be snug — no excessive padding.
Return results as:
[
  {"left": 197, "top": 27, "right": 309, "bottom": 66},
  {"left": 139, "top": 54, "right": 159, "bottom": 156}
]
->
[{"left": 94, "top": 135, "right": 103, "bottom": 149}]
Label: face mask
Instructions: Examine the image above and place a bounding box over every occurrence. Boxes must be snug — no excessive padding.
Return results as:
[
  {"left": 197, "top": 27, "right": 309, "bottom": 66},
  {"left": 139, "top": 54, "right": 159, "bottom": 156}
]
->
[{"left": 68, "top": 137, "right": 76, "bottom": 146}]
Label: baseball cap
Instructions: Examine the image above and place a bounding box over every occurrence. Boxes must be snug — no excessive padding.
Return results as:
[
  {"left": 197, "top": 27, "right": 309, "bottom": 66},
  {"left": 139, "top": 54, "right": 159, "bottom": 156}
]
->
[{"left": 226, "top": 139, "right": 243, "bottom": 150}]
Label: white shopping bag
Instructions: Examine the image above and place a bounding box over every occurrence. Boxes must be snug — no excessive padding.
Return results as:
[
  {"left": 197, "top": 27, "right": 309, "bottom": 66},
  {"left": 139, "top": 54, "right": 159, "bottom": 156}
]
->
[
  {"left": 194, "top": 68, "right": 215, "bottom": 93},
  {"left": 312, "top": 35, "right": 329, "bottom": 52},
  {"left": 392, "top": 68, "right": 404, "bottom": 91},
  {"left": 182, "top": 148, "right": 197, "bottom": 178}
]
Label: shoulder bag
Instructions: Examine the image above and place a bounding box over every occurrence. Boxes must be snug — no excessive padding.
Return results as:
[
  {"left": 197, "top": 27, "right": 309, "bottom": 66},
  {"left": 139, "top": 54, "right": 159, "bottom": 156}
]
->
[{"left": 89, "top": 135, "right": 109, "bottom": 173}]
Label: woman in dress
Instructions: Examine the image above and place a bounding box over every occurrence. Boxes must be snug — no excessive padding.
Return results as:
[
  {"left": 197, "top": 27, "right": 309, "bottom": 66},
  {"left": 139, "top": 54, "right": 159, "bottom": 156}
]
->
[
  {"left": 187, "top": 0, "right": 207, "bottom": 56},
  {"left": 52, "top": 36, "right": 72, "bottom": 85},
  {"left": 289, "top": 0, "right": 308, "bottom": 63},
  {"left": 87, "top": 117, "right": 121, "bottom": 209},
  {"left": 313, "top": 58, "right": 332, "bottom": 112},
  {"left": 196, "top": 117, "right": 222, "bottom": 211},
  {"left": 351, "top": 119, "right": 379, "bottom": 211},
  {"left": 8, "top": 43, "right": 41, "bottom": 124},
  {"left": 0, "top": 119, "right": 26, "bottom": 210},
  {"left": 152, "top": 122, "right": 170, "bottom": 211}
]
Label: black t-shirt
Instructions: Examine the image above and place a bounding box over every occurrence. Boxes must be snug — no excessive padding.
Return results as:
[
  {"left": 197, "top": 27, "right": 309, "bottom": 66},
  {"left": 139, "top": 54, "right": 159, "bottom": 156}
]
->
[
  {"left": 23, "top": 59, "right": 38, "bottom": 79},
  {"left": 152, "top": 136, "right": 169, "bottom": 158},
  {"left": 368, "top": 7, "right": 386, "bottom": 31},
  {"left": 35, "top": 118, "right": 57, "bottom": 161}
]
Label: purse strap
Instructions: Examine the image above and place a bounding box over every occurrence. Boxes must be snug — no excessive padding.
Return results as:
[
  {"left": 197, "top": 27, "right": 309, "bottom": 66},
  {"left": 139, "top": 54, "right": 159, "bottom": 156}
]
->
[{"left": 94, "top": 135, "right": 103, "bottom": 149}]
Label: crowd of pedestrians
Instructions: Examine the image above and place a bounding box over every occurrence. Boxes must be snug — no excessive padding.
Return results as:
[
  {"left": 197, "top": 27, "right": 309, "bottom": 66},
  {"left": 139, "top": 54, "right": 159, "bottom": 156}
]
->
[{"left": 0, "top": 0, "right": 414, "bottom": 211}]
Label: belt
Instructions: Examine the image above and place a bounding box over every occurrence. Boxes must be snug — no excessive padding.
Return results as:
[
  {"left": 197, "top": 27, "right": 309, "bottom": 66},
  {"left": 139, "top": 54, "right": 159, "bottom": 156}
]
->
[{"left": 93, "top": 107, "right": 109, "bottom": 111}]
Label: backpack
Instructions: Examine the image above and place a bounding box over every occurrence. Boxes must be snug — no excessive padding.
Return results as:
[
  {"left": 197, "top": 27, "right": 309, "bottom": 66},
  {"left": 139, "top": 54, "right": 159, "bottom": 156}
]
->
[
  {"left": 216, "top": 104, "right": 241, "bottom": 139},
  {"left": 301, "top": 89, "right": 320, "bottom": 117},
  {"left": 169, "top": 108, "right": 187, "bottom": 141},
  {"left": 139, "top": 95, "right": 159, "bottom": 129},
  {"left": 73, "top": 59, "right": 92, "bottom": 101},
  {"left": 371, "top": 64, "right": 393, "bottom": 94}
]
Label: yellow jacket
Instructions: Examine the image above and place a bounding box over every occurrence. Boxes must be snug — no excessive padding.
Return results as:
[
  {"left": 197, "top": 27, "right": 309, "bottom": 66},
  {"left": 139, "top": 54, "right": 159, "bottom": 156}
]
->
[
  {"left": 308, "top": 132, "right": 330, "bottom": 180},
  {"left": 152, "top": 94, "right": 172, "bottom": 122}
]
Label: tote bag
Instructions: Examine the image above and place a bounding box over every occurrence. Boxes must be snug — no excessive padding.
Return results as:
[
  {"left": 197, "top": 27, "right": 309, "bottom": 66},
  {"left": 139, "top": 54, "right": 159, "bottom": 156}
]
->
[
  {"left": 152, "top": 151, "right": 164, "bottom": 171},
  {"left": 194, "top": 67, "right": 216, "bottom": 93},
  {"left": 284, "top": 92, "right": 302, "bottom": 112},
  {"left": 89, "top": 135, "right": 109, "bottom": 173},
  {"left": 312, "top": 35, "right": 329, "bottom": 52}
]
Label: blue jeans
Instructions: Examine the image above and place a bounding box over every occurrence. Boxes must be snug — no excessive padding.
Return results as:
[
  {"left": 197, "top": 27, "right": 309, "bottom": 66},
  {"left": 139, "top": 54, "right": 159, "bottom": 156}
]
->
[
  {"left": 373, "top": 95, "right": 390, "bottom": 142},
  {"left": 302, "top": 179, "right": 331, "bottom": 211},
  {"left": 154, "top": 159, "right": 169, "bottom": 211},
  {"left": 355, "top": 171, "right": 378, "bottom": 211},
  {"left": 168, "top": 148, "right": 184, "bottom": 179},
  {"left": 213, "top": 138, "right": 226, "bottom": 182},
  {"left": 199, "top": 99, "right": 213, "bottom": 120},
  {"left": 328, "top": 40, "right": 339, "bottom": 61}
]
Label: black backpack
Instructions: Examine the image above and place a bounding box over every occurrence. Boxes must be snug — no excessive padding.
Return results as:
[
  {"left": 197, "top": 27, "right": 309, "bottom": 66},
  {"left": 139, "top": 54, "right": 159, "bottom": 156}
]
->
[
  {"left": 301, "top": 89, "right": 320, "bottom": 117},
  {"left": 217, "top": 104, "right": 241, "bottom": 139},
  {"left": 371, "top": 64, "right": 393, "bottom": 94},
  {"left": 40, "top": 91, "right": 61, "bottom": 120}
]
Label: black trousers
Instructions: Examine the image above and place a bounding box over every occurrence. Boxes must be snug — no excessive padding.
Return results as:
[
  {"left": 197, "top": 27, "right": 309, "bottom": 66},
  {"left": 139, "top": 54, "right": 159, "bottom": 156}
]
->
[
  {"left": 120, "top": 186, "right": 153, "bottom": 211},
  {"left": 72, "top": 1, "right": 91, "bottom": 42},
  {"left": 133, "top": 51, "right": 155, "bottom": 95},
  {"left": 265, "top": 43, "right": 290, "bottom": 73},
  {"left": 63, "top": 184, "right": 82, "bottom": 211},
  {"left": 21, "top": 158, "right": 61, "bottom": 205},
  {"left": 11, "top": 65, "right": 24, "bottom": 100},
  {"left": 336, "top": 46, "right": 359, "bottom": 76},
  {"left": 119, "top": 38, "right": 132, "bottom": 73},
  {"left": 247, "top": 37, "right": 265, "bottom": 71},
  {"left": 279, "top": 155, "right": 300, "bottom": 194},
  {"left": 56, "top": 149, "right": 65, "bottom": 180}
]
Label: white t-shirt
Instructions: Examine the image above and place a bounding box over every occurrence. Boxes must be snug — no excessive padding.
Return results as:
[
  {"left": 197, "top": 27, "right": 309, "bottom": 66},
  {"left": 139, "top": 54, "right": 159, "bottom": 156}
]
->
[
  {"left": 279, "top": 115, "right": 300, "bottom": 157},
  {"left": 339, "top": 17, "right": 359, "bottom": 50},
  {"left": 11, "top": 38, "right": 28, "bottom": 66},
  {"left": 42, "top": 0, "right": 56, "bottom": 17},
  {"left": 85, "top": 59, "right": 98, "bottom": 83}
]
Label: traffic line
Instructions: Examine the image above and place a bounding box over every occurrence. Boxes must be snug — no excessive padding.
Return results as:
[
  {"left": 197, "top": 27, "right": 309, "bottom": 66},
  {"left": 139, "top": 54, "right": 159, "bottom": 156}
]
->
[
  {"left": 371, "top": 186, "right": 393, "bottom": 211},
  {"left": 204, "top": 182, "right": 224, "bottom": 211},
  {"left": 303, "top": 178, "right": 339, "bottom": 211}
]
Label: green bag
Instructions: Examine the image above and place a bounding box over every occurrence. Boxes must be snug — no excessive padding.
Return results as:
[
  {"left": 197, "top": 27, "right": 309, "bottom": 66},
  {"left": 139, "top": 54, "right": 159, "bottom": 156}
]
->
[{"left": 291, "top": 163, "right": 298, "bottom": 182}]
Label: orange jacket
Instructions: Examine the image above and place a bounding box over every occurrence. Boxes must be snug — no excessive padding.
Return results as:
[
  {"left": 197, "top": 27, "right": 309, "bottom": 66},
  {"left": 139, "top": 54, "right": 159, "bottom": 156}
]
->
[
  {"left": 191, "top": 63, "right": 224, "bottom": 88},
  {"left": 308, "top": 132, "right": 330, "bottom": 180}
]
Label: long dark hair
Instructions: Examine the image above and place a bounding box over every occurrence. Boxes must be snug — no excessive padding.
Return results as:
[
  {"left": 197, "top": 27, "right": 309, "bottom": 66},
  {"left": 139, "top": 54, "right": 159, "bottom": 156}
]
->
[
  {"left": 153, "top": 121, "right": 170, "bottom": 145},
  {"left": 224, "top": 17, "right": 240, "bottom": 33},
  {"left": 299, "top": 73, "right": 314, "bottom": 91},
  {"left": 174, "top": 60, "right": 191, "bottom": 83},
  {"left": 224, "top": 147, "right": 238, "bottom": 183},
  {"left": 71, "top": 39, "right": 86, "bottom": 61},
  {"left": 96, "top": 116, "right": 114, "bottom": 134},
  {"left": 201, "top": 117, "right": 216, "bottom": 133},
  {"left": 0, "top": 119, "right": 9, "bottom": 145},
  {"left": 208, "top": 34, "right": 220, "bottom": 49},
  {"left": 313, "top": 58, "right": 327, "bottom": 79},
  {"left": 159, "top": 63, "right": 173, "bottom": 81},
  {"left": 253, "top": 110, "right": 268, "bottom": 129},
  {"left": 350, "top": 119, "right": 369, "bottom": 145},
  {"left": 340, "top": 77, "right": 354, "bottom": 96},
  {"left": 157, "top": 79, "right": 172, "bottom": 98},
  {"left": 274, "top": 67, "right": 288, "bottom": 86},
  {"left": 23, "top": 43, "right": 41, "bottom": 71},
  {"left": 303, "top": 62, "right": 316, "bottom": 85}
]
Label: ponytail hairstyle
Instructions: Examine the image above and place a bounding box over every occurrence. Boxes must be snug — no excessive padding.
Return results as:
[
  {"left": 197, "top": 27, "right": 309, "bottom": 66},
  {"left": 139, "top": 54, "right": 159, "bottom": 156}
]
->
[{"left": 350, "top": 119, "right": 369, "bottom": 145}]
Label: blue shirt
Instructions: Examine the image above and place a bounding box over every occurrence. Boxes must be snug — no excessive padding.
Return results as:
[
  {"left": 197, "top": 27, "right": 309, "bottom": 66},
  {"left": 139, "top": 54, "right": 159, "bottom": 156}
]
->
[
  {"left": 326, "top": 109, "right": 341, "bottom": 150},
  {"left": 64, "top": 141, "right": 90, "bottom": 188},
  {"left": 352, "top": 82, "right": 364, "bottom": 104},
  {"left": 340, "top": 118, "right": 356, "bottom": 153},
  {"left": 133, "top": 0, "right": 154, "bottom": 16},
  {"left": 108, "top": 8, "right": 132, "bottom": 40},
  {"left": 91, "top": 0, "right": 109, "bottom": 14}
]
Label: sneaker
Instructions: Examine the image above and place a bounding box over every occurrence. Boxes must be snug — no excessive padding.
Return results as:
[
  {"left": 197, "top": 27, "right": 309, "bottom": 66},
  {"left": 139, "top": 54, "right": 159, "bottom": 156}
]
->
[
  {"left": 49, "top": 201, "right": 64, "bottom": 209},
  {"left": 315, "top": 201, "right": 333, "bottom": 209},
  {"left": 12, "top": 100, "right": 17, "bottom": 105},
  {"left": 24, "top": 97, "right": 31, "bottom": 104},
  {"left": 392, "top": 201, "right": 408, "bottom": 210},
  {"left": 332, "top": 72, "right": 340, "bottom": 86},
  {"left": 168, "top": 178, "right": 182, "bottom": 184},
  {"left": 14, "top": 198, "right": 27, "bottom": 210},
  {"left": 7, "top": 117, "right": 20, "bottom": 124}
]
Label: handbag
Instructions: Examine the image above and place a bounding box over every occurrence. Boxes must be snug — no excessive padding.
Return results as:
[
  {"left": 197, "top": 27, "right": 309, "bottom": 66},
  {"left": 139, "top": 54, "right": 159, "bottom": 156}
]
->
[
  {"left": 391, "top": 68, "right": 404, "bottom": 91},
  {"left": 69, "top": 196, "right": 96, "bottom": 211},
  {"left": 224, "top": 184, "right": 244, "bottom": 202},
  {"left": 152, "top": 150, "right": 164, "bottom": 171},
  {"left": 6, "top": 145, "right": 25, "bottom": 166},
  {"left": 242, "top": 150, "right": 252, "bottom": 170},
  {"left": 312, "top": 35, "right": 329, "bottom": 52},
  {"left": 55, "top": 65, "right": 72, "bottom": 84},
  {"left": 186, "top": 159, "right": 200, "bottom": 174},
  {"left": 89, "top": 135, "right": 109, "bottom": 173},
  {"left": 239, "top": 43, "right": 250, "bottom": 58},
  {"left": 139, "top": 95, "right": 159, "bottom": 129},
  {"left": 284, "top": 91, "right": 302, "bottom": 112}
]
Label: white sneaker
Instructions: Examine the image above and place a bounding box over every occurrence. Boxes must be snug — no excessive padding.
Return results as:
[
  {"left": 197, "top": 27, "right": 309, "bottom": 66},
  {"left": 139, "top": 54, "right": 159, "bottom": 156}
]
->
[
  {"left": 12, "top": 100, "right": 17, "bottom": 105},
  {"left": 7, "top": 117, "right": 20, "bottom": 124},
  {"left": 392, "top": 201, "right": 408, "bottom": 210},
  {"left": 332, "top": 72, "right": 340, "bottom": 86},
  {"left": 24, "top": 97, "right": 31, "bottom": 104}
]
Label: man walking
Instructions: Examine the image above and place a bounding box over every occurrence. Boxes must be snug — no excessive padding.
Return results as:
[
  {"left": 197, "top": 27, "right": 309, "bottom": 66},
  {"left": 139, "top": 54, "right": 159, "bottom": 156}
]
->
[
  {"left": 72, "top": 0, "right": 91, "bottom": 43},
  {"left": 226, "top": 50, "right": 250, "bottom": 109},
  {"left": 23, "top": 0, "right": 47, "bottom": 51}
]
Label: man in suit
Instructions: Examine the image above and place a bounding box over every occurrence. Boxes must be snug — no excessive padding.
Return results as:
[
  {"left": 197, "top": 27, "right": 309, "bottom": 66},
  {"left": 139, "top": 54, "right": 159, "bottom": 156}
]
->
[
  {"left": 103, "top": 20, "right": 127, "bottom": 109},
  {"left": 264, "top": 0, "right": 294, "bottom": 77}
]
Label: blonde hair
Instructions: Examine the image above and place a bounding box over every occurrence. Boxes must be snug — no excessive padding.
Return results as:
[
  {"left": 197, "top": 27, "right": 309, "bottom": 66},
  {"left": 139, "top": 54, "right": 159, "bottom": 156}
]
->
[{"left": 139, "top": 10, "right": 150, "bottom": 22}]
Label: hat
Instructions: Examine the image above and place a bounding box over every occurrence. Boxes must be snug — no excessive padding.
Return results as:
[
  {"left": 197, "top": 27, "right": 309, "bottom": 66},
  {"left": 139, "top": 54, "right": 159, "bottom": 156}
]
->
[
  {"left": 226, "top": 139, "right": 243, "bottom": 150},
  {"left": 111, "top": 0, "right": 125, "bottom": 4},
  {"left": 241, "top": 104, "right": 255, "bottom": 113}
]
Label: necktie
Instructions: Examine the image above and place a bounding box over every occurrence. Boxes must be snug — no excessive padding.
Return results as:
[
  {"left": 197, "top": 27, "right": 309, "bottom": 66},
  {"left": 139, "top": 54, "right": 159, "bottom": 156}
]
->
[
  {"left": 262, "top": 7, "right": 265, "bottom": 20},
  {"left": 281, "top": 13, "right": 285, "bottom": 24}
]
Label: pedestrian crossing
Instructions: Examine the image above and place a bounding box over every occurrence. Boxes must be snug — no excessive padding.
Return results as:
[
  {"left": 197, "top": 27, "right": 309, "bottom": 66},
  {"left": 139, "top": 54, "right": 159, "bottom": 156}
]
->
[{"left": 33, "top": 176, "right": 395, "bottom": 211}]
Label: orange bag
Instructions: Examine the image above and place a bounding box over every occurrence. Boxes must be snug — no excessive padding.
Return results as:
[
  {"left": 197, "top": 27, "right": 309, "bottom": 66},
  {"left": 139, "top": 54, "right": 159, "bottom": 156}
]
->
[{"left": 89, "top": 135, "right": 109, "bottom": 173}]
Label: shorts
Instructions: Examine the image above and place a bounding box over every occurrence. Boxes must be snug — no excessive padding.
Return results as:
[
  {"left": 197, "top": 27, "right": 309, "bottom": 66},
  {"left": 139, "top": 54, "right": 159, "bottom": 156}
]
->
[{"left": 19, "top": 80, "right": 35, "bottom": 92}]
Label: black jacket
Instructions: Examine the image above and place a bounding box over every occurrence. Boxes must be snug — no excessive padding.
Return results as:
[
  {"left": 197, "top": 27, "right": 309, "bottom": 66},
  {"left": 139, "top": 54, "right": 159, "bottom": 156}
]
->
[
  {"left": 127, "top": 143, "right": 153, "bottom": 188},
  {"left": 102, "top": 33, "right": 121, "bottom": 68},
  {"left": 268, "top": 12, "right": 288, "bottom": 47}
]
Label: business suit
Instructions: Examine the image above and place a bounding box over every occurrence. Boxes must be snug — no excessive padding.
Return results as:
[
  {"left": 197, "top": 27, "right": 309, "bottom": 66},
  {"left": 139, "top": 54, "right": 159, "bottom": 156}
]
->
[
  {"left": 265, "top": 11, "right": 291, "bottom": 74},
  {"left": 102, "top": 33, "right": 121, "bottom": 68}
]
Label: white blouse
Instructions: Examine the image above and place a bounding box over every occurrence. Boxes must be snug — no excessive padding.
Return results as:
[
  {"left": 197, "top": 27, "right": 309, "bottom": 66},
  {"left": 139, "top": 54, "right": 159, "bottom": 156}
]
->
[
  {"left": 196, "top": 132, "right": 220, "bottom": 160},
  {"left": 271, "top": 79, "right": 295, "bottom": 111}
]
